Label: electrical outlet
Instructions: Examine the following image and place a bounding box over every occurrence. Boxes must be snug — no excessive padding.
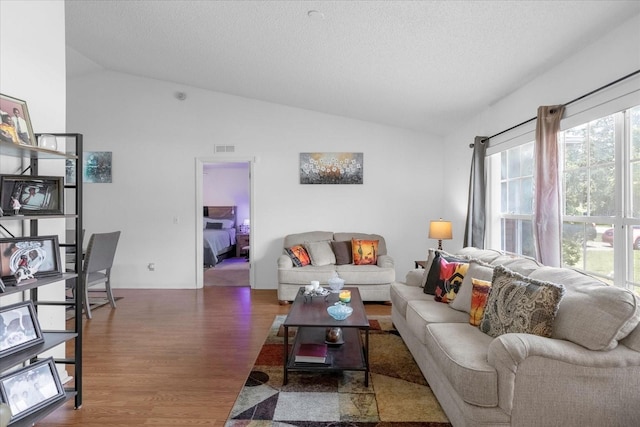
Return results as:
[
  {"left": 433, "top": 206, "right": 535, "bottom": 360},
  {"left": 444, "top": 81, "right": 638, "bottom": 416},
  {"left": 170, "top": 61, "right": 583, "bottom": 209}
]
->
[{"left": 148, "top": 263, "right": 155, "bottom": 271}]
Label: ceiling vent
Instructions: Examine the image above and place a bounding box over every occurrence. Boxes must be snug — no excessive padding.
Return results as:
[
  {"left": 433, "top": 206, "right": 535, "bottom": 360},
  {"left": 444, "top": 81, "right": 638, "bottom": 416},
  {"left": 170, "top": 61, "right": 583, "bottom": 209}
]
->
[{"left": 215, "top": 145, "right": 235, "bottom": 153}]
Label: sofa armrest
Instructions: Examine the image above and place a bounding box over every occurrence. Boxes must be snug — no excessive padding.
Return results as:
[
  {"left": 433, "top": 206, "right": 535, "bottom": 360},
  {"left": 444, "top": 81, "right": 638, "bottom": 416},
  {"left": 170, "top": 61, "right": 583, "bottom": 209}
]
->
[
  {"left": 278, "top": 254, "right": 293, "bottom": 269},
  {"left": 404, "top": 269, "right": 425, "bottom": 287},
  {"left": 488, "top": 332, "right": 640, "bottom": 418},
  {"left": 377, "top": 254, "right": 394, "bottom": 268}
]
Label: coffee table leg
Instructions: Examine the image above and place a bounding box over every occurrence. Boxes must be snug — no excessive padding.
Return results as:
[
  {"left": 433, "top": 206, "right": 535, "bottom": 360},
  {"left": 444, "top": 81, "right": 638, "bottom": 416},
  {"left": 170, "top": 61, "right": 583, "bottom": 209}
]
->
[
  {"left": 365, "top": 328, "right": 369, "bottom": 387},
  {"left": 283, "top": 325, "right": 289, "bottom": 385}
]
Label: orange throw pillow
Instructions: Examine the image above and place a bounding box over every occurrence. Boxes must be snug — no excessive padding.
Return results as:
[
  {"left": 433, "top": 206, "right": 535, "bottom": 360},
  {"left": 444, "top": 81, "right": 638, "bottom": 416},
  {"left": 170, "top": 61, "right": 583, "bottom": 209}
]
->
[
  {"left": 469, "top": 278, "right": 492, "bottom": 326},
  {"left": 285, "top": 245, "right": 311, "bottom": 267},
  {"left": 352, "top": 239, "right": 379, "bottom": 265}
]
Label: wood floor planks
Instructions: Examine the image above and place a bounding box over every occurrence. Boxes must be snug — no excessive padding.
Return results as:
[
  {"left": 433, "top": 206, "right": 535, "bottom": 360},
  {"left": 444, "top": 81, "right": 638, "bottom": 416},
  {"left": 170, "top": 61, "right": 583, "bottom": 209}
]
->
[{"left": 38, "top": 287, "right": 391, "bottom": 426}]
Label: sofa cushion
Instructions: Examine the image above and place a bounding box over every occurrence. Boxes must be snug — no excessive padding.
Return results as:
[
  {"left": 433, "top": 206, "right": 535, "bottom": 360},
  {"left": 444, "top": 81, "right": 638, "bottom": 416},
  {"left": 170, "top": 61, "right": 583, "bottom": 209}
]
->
[
  {"left": 424, "top": 251, "right": 468, "bottom": 295},
  {"left": 454, "top": 247, "right": 504, "bottom": 264},
  {"left": 331, "top": 240, "right": 352, "bottom": 265},
  {"left": 479, "top": 265, "right": 565, "bottom": 338},
  {"left": 334, "top": 232, "right": 387, "bottom": 256},
  {"left": 279, "top": 265, "right": 338, "bottom": 284},
  {"left": 469, "top": 278, "right": 492, "bottom": 326},
  {"left": 285, "top": 245, "right": 311, "bottom": 267},
  {"left": 335, "top": 264, "right": 395, "bottom": 284},
  {"left": 390, "top": 282, "right": 432, "bottom": 318},
  {"left": 425, "top": 323, "right": 498, "bottom": 407},
  {"left": 406, "top": 299, "right": 469, "bottom": 345},
  {"left": 405, "top": 269, "right": 425, "bottom": 287},
  {"left": 352, "top": 239, "right": 378, "bottom": 265},
  {"left": 450, "top": 260, "right": 494, "bottom": 313},
  {"left": 304, "top": 240, "right": 336, "bottom": 266},
  {"left": 434, "top": 257, "right": 469, "bottom": 303},
  {"left": 499, "top": 257, "right": 542, "bottom": 276},
  {"left": 529, "top": 266, "right": 640, "bottom": 351},
  {"left": 284, "top": 231, "right": 334, "bottom": 248}
]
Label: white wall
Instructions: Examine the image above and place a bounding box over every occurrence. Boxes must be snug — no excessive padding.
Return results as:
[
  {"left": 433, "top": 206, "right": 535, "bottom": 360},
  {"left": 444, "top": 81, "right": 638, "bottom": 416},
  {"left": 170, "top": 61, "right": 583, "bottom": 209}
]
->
[
  {"left": 441, "top": 14, "right": 640, "bottom": 249},
  {"left": 0, "top": 0, "right": 67, "bottom": 372},
  {"left": 67, "top": 70, "right": 443, "bottom": 289}
]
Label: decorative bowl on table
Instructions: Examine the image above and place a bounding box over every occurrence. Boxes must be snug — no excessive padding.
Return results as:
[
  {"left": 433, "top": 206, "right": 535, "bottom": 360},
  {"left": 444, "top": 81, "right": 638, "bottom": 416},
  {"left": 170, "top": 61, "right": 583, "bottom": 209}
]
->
[
  {"left": 327, "top": 302, "right": 353, "bottom": 320},
  {"left": 328, "top": 276, "right": 345, "bottom": 293}
]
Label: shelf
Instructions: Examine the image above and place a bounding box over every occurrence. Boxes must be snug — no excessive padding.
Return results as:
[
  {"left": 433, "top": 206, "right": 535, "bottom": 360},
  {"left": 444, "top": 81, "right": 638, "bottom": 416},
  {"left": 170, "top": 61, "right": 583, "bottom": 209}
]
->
[
  {"left": 0, "top": 332, "right": 78, "bottom": 372},
  {"left": 0, "top": 214, "right": 78, "bottom": 221},
  {"left": 0, "top": 273, "right": 77, "bottom": 296},
  {"left": 0, "top": 141, "right": 77, "bottom": 160},
  {"left": 9, "top": 391, "right": 77, "bottom": 427}
]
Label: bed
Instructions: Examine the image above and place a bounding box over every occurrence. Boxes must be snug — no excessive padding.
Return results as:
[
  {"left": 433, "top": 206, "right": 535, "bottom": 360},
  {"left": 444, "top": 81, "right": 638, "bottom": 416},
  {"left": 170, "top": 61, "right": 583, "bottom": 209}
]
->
[{"left": 203, "top": 206, "right": 237, "bottom": 267}]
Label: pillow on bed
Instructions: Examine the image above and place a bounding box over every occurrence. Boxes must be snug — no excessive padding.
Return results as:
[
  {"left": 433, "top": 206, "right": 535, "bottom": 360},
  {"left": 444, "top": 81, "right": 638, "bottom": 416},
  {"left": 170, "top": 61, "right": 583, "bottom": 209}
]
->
[
  {"left": 205, "top": 222, "right": 223, "bottom": 230},
  {"left": 204, "top": 218, "right": 235, "bottom": 229}
]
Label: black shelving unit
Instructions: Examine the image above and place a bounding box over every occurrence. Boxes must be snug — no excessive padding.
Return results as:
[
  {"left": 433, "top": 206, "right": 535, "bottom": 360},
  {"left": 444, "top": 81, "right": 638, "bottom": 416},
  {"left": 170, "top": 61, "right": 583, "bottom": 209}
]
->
[{"left": 0, "top": 134, "right": 83, "bottom": 426}]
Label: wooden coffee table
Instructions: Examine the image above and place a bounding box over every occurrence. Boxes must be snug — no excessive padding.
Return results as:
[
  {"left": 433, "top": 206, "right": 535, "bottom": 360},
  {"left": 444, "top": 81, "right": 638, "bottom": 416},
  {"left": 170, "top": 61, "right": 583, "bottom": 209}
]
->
[{"left": 283, "top": 287, "right": 370, "bottom": 386}]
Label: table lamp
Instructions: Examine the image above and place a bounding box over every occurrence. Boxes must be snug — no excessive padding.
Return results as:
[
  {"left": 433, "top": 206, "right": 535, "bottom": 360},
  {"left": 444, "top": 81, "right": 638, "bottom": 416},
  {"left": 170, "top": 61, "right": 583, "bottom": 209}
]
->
[{"left": 429, "top": 219, "right": 452, "bottom": 250}]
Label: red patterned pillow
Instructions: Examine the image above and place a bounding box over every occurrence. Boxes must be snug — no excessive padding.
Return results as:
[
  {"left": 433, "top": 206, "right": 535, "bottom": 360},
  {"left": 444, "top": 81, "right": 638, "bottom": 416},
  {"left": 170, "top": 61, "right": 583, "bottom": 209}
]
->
[
  {"left": 469, "top": 278, "right": 492, "bottom": 326},
  {"left": 285, "top": 245, "right": 311, "bottom": 267},
  {"left": 352, "top": 239, "right": 379, "bottom": 265},
  {"left": 434, "top": 258, "right": 469, "bottom": 303}
]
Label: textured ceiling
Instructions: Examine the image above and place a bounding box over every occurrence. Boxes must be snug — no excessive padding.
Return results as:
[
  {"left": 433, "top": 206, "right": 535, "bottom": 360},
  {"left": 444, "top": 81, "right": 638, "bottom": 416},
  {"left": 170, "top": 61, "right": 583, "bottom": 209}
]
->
[{"left": 65, "top": 1, "right": 640, "bottom": 136}]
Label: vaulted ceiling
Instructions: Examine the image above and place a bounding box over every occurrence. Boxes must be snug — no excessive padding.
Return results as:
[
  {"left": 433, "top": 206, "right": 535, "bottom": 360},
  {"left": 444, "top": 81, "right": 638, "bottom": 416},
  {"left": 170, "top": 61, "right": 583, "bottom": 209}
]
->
[{"left": 65, "top": 1, "right": 640, "bottom": 136}]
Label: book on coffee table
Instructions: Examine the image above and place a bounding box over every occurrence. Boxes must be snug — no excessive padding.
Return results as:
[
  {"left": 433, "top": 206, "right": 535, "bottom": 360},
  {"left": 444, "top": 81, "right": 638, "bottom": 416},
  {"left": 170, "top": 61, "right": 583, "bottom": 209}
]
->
[{"left": 295, "top": 343, "right": 328, "bottom": 363}]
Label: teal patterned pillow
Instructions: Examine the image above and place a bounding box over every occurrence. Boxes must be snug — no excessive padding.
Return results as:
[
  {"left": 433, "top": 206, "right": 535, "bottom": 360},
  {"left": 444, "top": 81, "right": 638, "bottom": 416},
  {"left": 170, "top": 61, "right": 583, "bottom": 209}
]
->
[{"left": 479, "top": 265, "right": 565, "bottom": 338}]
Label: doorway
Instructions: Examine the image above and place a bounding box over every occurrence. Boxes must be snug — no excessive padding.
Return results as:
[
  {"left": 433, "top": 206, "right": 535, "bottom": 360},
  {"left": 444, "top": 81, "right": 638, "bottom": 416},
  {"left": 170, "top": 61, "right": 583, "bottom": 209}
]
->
[{"left": 195, "top": 157, "right": 253, "bottom": 288}]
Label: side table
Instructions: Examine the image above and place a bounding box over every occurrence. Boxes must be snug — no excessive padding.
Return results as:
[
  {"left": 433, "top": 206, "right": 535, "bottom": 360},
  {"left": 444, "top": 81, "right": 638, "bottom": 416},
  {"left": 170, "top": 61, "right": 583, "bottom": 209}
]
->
[
  {"left": 236, "top": 233, "right": 250, "bottom": 257},
  {"left": 414, "top": 260, "right": 427, "bottom": 269}
]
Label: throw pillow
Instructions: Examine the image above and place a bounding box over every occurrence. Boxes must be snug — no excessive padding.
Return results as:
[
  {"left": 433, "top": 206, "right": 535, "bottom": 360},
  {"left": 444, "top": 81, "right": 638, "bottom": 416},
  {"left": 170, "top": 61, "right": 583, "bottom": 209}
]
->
[
  {"left": 450, "top": 260, "right": 494, "bottom": 313},
  {"left": 469, "top": 278, "right": 492, "bottom": 326},
  {"left": 479, "top": 265, "right": 566, "bottom": 338},
  {"left": 205, "top": 222, "right": 223, "bottom": 230},
  {"left": 423, "top": 251, "right": 468, "bottom": 295},
  {"left": 331, "top": 240, "right": 352, "bottom": 265},
  {"left": 433, "top": 257, "right": 469, "bottom": 303},
  {"left": 304, "top": 240, "right": 336, "bottom": 266},
  {"left": 352, "top": 239, "right": 379, "bottom": 265},
  {"left": 285, "top": 245, "right": 311, "bottom": 267}
]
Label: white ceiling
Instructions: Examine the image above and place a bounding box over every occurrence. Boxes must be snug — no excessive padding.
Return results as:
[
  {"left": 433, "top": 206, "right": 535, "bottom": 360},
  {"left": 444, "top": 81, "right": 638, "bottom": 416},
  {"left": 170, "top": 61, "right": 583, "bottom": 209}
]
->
[{"left": 65, "top": 1, "right": 640, "bottom": 137}]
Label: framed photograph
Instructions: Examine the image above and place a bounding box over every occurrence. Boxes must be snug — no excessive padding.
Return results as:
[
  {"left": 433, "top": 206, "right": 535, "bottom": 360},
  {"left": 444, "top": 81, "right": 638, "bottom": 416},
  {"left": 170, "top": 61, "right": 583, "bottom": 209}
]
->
[
  {"left": 66, "top": 151, "right": 113, "bottom": 184},
  {"left": 0, "top": 94, "right": 36, "bottom": 146},
  {"left": 0, "top": 236, "right": 62, "bottom": 284},
  {"left": 0, "top": 301, "right": 44, "bottom": 358},
  {"left": 0, "top": 357, "right": 65, "bottom": 423},
  {"left": 0, "top": 175, "right": 64, "bottom": 216},
  {"left": 300, "top": 152, "right": 363, "bottom": 184}
]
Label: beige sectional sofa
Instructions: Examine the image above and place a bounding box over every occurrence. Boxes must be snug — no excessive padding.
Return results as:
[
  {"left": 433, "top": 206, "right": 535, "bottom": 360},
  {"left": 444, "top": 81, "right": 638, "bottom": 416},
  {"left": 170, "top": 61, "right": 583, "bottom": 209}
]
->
[
  {"left": 391, "top": 247, "right": 640, "bottom": 427},
  {"left": 277, "top": 231, "right": 395, "bottom": 303}
]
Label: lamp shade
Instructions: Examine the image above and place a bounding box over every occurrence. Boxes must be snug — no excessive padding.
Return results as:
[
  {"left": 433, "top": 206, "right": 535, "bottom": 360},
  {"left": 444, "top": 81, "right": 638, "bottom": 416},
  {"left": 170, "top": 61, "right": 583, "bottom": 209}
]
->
[{"left": 429, "top": 219, "right": 452, "bottom": 240}]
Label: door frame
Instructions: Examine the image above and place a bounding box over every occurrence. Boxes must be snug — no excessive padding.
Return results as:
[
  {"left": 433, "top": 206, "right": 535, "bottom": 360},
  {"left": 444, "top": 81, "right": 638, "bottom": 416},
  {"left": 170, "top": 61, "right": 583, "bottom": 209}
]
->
[{"left": 195, "top": 156, "right": 254, "bottom": 288}]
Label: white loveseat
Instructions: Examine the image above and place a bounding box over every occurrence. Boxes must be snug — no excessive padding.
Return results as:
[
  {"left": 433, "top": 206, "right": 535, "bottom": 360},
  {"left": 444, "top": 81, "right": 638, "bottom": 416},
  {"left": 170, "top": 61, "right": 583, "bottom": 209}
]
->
[
  {"left": 391, "top": 247, "right": 640, "bottom": 427},
  {"left": 277, "top": 231, "right": 395, "bottom": 304}
]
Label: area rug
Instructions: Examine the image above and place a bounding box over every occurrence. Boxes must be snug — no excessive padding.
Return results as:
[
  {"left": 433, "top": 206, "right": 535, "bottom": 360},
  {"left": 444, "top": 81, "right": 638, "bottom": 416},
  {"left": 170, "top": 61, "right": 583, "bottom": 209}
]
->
[
  {"left": 204, "top": 257, "right": 249, "bottom": 287},
  {"left": 225, "top": 315, "right": 451, "bottom": 426}
]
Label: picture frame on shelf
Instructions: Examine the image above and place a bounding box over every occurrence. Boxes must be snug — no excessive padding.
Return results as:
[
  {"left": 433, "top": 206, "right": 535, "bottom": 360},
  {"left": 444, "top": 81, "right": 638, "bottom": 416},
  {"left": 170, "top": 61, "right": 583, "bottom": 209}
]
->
[
  {"left": 0, "top": 235, "right": 62, "bottom": 285},
  {"left": 0, "top": 93, "right": 36, "bottom": 147},
  {"left": 0, "top": 175, "right": 64, "bottom": 216},
  {"left": 0, "top": 357, "right": 65, "bottom": 423},
  {"left": 0, "top": 301, "right": 44, "bottom": 358}
]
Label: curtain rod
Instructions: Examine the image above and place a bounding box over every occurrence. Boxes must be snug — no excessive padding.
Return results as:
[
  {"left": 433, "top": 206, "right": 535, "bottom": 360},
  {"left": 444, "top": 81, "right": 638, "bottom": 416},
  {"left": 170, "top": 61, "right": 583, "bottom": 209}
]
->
[{"left": 469, "top": 69, "right": 640, "bottom": 148}]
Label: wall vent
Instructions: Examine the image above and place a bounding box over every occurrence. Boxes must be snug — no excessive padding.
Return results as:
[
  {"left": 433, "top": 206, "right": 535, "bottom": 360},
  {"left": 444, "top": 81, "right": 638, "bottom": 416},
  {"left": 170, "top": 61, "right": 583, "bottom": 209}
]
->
[{"left": 215, "top": 145, "right": 235, "bottom": 153}]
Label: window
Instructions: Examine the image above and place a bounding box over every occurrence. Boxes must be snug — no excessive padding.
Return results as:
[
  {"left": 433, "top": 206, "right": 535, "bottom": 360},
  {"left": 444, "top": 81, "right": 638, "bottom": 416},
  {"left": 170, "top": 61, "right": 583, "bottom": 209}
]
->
[{"left": 489, "top": 104, "right": 640, "bottom": 293}]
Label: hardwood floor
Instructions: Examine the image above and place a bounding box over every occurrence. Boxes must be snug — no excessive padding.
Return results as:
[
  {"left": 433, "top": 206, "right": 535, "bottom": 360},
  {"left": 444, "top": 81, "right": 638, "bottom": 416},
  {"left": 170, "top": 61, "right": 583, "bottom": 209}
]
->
[{"left": 39, "top": 287, "right": 391, "bottom": 426}]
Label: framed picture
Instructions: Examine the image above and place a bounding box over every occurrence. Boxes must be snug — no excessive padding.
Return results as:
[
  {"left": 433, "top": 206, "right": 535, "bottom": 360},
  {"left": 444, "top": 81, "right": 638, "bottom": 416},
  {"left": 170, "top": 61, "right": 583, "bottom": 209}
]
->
[
  {"left": 0, "top": 236, "right": 62, "bottom": 284},
  {"left": 0, "top": 94, "right": 36, "bottom": 146},
  {"left": 0, "top": 175, "right": 64, "bottom": 215},
  {"left": 0, "top": 357, "right": 65, "bottom": 423},
  {"left": 0, "top": 301, "right": 44, "bottom": 358},
  {"left": 300, "top": 152, "right": 364, "bottom": 184},
  {"left": 66, "top": 151, "right": 113, "bottom": 184}
]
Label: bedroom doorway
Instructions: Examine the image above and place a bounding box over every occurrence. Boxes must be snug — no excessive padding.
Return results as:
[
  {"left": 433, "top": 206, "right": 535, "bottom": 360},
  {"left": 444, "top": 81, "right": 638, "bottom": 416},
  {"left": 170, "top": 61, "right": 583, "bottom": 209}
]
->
[{"left": 195, "top": 157, "right": 253, "bottom": 288}]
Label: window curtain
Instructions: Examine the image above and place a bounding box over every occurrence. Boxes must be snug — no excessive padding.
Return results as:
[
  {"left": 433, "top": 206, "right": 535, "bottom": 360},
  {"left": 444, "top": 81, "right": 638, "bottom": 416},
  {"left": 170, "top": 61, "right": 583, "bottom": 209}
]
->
[
  {"left": 533, "top": 105, "right": 565, "bottom": 267},
  {"left": 463, "top": 136, "right": 487, "bottom": 248}
]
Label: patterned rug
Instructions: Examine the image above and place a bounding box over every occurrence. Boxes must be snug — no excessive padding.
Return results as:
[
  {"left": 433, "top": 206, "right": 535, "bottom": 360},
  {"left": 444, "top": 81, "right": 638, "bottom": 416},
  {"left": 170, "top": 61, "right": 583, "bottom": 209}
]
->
[{"left": 225, "top": 315, "right": 451, "bottom": 426}]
